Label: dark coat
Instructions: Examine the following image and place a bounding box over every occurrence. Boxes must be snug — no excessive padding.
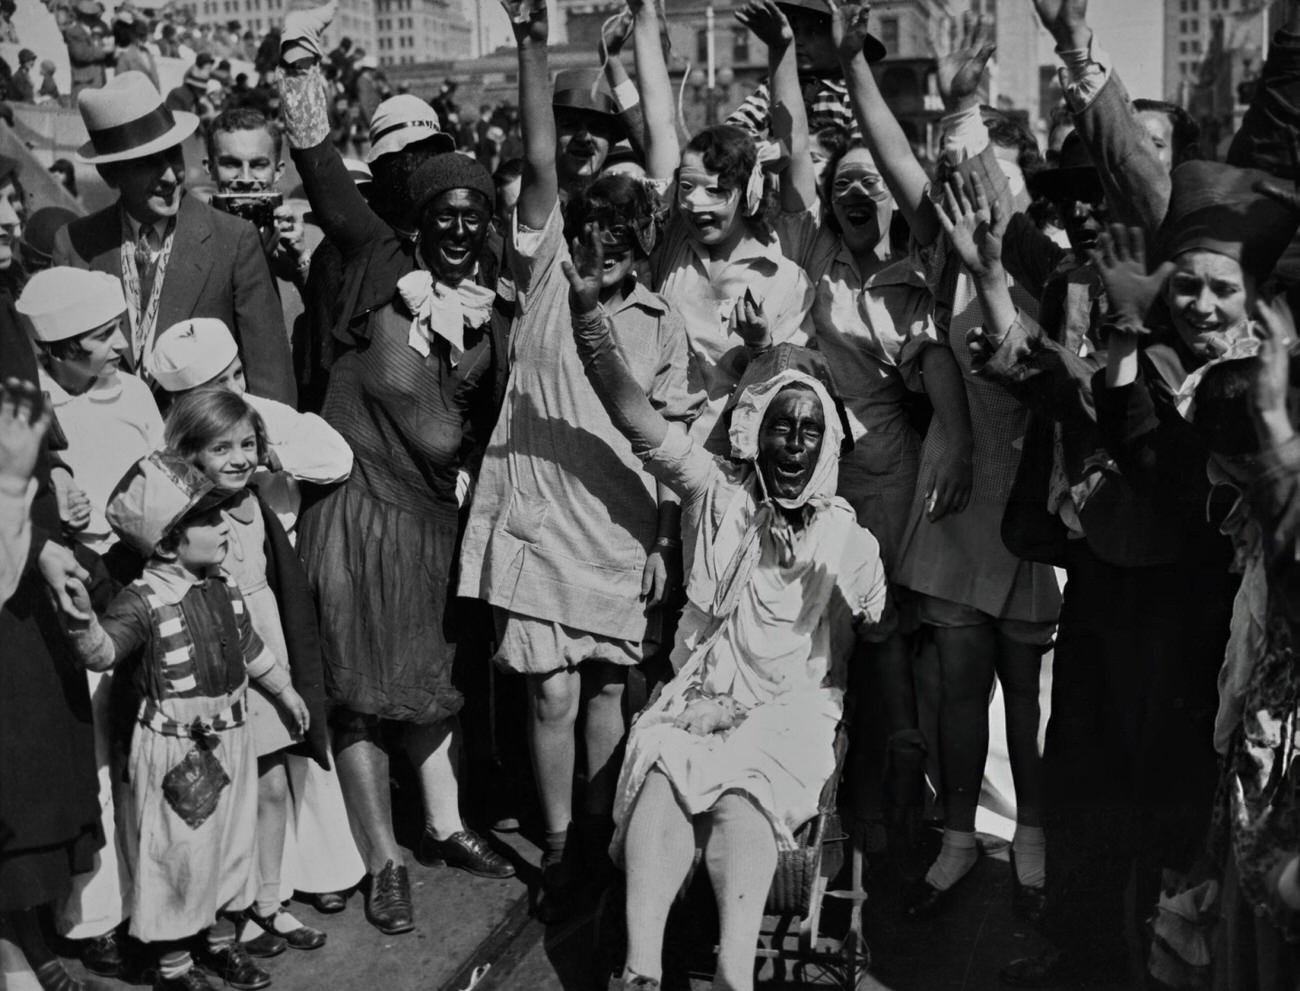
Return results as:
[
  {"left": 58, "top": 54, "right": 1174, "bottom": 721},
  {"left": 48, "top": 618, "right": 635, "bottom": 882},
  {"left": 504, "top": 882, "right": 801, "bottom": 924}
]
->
[
  {"left": 0, "top": 295, "right": 101, "bottom": 908},
  {"left": 51, "top": 192, "right": 296, "bottom": 405}
]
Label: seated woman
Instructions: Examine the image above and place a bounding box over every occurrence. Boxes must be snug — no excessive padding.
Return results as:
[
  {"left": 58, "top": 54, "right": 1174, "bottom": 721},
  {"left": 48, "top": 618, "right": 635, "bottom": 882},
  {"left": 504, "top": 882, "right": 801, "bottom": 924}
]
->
[{"left": 560, "top": 229, "right": 893, "bottom": 991}]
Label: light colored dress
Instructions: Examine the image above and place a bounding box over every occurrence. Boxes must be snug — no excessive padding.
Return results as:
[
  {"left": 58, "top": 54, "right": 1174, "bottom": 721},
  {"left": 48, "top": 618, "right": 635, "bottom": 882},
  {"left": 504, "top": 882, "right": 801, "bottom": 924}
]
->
[
  {"left": 458, "top": 203, "right": 701, "bottom": 672},
  {"left": 612, "top": 371, "right": 891, "bottom": 855},
  {"left": 653, "top": 216, "right": 814, "bottom": 447}
]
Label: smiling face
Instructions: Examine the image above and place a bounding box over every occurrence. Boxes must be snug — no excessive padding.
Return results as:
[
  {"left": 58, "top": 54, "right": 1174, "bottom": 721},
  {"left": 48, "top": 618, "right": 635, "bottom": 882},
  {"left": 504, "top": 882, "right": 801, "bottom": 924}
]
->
[
  {"left": 104, "top": 144, "right": 185, "bottom": 224},
  {"left": 1164, "top": 249, "right": 1254, "bottom": 360},
  {"left": 830, "top": 148, "right": 892, "bottom": 255},
  {"left": 194, "top": 418, "right": 259, "bottom": 493},
  {"left": 757, "top": 385, "right": 826, "bottom": 501},
  {"left": 47, "top": 316, "right": 127, "bottom": 393},
  {"left": 208, "top": 126, "right": 283, "bottom": 193},
  {"left": 0, "top": 178, "right": 24, "bottom": 270},
  {"left": 677, "top": 150, "right": 744, "bottom": 249},
  {"left": 203, "top": 355, "right": 246, "bottom": 396},
  {"left": 555, "top": 107, "right": 616, "bottom": 183},
  {"left": 420, "top": 188, "right": 491, "bottom": 284},
  {"left": 171, "top": 507, "right": 231, "bottom": 570}
]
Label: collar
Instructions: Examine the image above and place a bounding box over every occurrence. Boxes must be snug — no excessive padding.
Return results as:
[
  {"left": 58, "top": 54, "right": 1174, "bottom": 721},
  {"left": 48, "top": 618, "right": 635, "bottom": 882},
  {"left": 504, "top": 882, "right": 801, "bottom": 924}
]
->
[
  {"left": 142, "top": 561, "right": 227, "bottom": 605},
  {"left": 122, "top": 205, "right": 176, "bottom": 241},
  {"left": 831, "top": 249, "right": 923, "bottom": 290},
  {"left": 38, "top": 365, "right": 125, "bottom": 405},
  {"left": 687, "top": 230, "right": 782, "bottom": 273},
  {"left": 606, "top": 275, "right": 667, "bottom": 318}
]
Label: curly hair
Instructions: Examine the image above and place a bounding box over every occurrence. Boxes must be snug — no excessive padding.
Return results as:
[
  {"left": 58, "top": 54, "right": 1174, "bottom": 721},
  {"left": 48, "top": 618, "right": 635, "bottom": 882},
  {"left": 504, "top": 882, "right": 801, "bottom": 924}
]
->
[
  {"left": 681, "top": 124, "right": 777, "bottom": 241},
  {"left": 564, "top": 172, "right": 661, "bottom": 258}
]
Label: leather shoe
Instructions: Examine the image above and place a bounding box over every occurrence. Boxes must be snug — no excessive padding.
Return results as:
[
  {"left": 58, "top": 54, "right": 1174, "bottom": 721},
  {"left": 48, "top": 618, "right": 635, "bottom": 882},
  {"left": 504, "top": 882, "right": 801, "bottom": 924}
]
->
[
  {"left": 1009, "top": 850, "right": 1046, "bottom": 925},
  {"left": 200, "top": 942, "right": 270, "bottom": 991},
  {"left": 239, "top": 928, "right": 286, "bottom": 959},
  {"left": 417, "top": 828, "right": 515, "bottom": 879},
  {"left": 366, "top": 859, "right": 414, "bottom": 934},
  {"left": 1000, "top": 949, "right": 1128, "bottom": 988},
  {"left": 904, "top": 878, "right": 958, "bottom": 919},
  {"left": 311, "top": 890, "right": 347, "bottom": 914},
  {"left": 79, "top": 930, "right": 123, "bottom": 977},
  {"left": 154, "top": 968, "right": 216, "bottom": 991},
  {"left": 244, "top": 907, "right": 326, "bottom": 951}
]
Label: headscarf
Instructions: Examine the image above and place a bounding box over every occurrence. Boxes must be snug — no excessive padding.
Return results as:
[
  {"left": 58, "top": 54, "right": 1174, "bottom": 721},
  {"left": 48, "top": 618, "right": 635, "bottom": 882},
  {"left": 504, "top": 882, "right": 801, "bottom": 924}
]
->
[{"left": 707, "top": 369, "right": 844, "bottom": 620}]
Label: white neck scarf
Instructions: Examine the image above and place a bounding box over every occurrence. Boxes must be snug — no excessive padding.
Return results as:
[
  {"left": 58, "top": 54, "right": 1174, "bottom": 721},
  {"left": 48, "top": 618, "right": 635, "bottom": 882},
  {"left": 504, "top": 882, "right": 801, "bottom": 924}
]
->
[{"left": 396, "top": 270, "right": 495, "bottom": 366}]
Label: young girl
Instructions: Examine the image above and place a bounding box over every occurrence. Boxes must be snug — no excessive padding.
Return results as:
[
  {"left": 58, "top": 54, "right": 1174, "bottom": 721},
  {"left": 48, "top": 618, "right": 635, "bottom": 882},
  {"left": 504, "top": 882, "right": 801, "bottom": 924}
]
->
[
  {"left": 164, "top": 389, "right": 330, "bottom": 955},
  {"left": 628, "top": 0, "right": 813, "bottom": 448},
  {"left": 458, "top": 0, "right": 700, "bottom": 920},
  {"left": 61, "top": 451, "right": 309, "bottom": 991}
]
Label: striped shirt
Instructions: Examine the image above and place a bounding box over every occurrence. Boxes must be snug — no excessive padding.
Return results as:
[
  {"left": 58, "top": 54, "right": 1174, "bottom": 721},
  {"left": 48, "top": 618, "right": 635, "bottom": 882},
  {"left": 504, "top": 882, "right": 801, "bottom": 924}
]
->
[{"left": 726, "top": 77, "right": 858, "bottom": 138}]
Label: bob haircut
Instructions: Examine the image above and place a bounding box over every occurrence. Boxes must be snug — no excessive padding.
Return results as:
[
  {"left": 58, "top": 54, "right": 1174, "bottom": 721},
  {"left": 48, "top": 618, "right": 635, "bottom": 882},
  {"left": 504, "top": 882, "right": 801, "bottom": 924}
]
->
[{"left": 164, "top": 386, "right": 268, "bottom": 466}]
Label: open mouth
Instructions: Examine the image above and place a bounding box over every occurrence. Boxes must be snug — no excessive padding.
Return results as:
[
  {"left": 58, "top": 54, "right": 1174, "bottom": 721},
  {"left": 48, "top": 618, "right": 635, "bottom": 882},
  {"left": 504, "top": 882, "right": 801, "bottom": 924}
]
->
[
  {"left": 843, "top": 204, "right": 875, "bottom": 226},
  {"left": 441, "top": 244, "right": 470, "bottom": 264},
  {"left": 773, "top": 461, "right": 808, "bottom": 485}
]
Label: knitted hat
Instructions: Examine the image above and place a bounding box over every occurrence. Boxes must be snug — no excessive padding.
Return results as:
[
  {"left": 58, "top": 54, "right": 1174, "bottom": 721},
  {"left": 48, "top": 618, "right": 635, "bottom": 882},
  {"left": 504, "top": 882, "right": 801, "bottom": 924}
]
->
[
  {"left": 16, "top": 268, "right": 126, "bottom": 341},
  {"left": 1158, "top": 160, "right": 1300, "bottom": 281},
  {"left": 409, "top": 152, "right": 494, "bottom": 216},
  {"left": 148, "top": 318, "right": 239, "bottom": 393}
]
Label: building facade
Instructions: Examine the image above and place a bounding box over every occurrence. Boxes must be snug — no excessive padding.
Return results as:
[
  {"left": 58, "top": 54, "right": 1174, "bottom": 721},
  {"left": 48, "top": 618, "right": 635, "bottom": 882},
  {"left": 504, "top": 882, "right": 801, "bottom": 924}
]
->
[{"left": 375, "top": 0, "right": 474, "bottom": 65}]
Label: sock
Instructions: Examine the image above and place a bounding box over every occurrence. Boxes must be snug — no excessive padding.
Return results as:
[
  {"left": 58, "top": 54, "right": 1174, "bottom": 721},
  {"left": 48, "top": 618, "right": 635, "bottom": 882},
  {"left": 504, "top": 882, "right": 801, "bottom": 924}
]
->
[
  {"left": 924, "top": 828, "right": 978, "bottom": 891},
  {"left": 1012, "top": 824, "right": 1046, "bottom": 888},
  {"left": 205, "top": 916, "right": 237, "bottom": 954},
  {"left": 542, "top": 828, "right": 569, "bottom": 869},
  {"left": 158, "top": 949, "right": 193, "bottom": 980}
]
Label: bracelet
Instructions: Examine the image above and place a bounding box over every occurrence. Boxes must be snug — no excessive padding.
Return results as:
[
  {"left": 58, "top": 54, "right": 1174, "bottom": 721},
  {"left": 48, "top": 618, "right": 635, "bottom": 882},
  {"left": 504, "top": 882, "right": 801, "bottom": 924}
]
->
[{"left": 654, "top": 536, "right": 681, "bottom": 549}]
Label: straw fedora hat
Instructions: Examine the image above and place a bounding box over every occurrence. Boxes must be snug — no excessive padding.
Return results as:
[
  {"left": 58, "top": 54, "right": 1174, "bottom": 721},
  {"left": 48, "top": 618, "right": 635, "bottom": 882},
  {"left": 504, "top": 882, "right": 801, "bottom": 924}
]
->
[{"left": 76, "top": 71, "right": 199, "bottom": 166}]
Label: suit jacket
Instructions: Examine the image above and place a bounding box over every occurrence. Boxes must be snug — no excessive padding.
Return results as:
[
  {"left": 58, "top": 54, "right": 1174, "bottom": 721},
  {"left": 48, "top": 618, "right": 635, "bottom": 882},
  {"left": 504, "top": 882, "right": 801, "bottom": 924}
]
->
[
  {"left": 52, "top": 193, "right": 296, "bottom": 405},
  {"left": 62, "top": 21, "right": 107, "bottom": 90}
]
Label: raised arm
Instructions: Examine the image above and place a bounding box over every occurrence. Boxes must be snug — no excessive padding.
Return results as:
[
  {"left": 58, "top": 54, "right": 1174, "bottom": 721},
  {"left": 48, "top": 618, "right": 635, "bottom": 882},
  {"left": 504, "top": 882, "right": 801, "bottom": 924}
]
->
[
  {"left": 513, "top": 0, "right": 559, "bottom": 229},
  {"left": 829, "top": 0, "right": 962, "bottom": 245},
  {"left": 631, "top": 0, "right": 680, "bottom": 181},
  {"left": 737, "top": 0, "right": 814, "bottom": 212},
  {"left": 600, "top": 11, "right": 648, "bottom": 159}
]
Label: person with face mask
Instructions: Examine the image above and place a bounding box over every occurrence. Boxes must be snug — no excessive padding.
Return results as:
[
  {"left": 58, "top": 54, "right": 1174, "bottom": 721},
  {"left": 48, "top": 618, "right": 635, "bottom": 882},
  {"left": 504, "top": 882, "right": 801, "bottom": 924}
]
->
[
  {"left": 457, "top": 0, "right": 701, "bottom": 924},
  {"left": 742, "top": 0, "right": 968, "bottom": 869},
  {"left": 561, "top": 227, "right": 892, "bottom": 991},
  {"left": 276, "top": 3, "right": 517, "bottom": 936},
  {"left": 52, "top": 72, "right": 295, "bottom": 406}
]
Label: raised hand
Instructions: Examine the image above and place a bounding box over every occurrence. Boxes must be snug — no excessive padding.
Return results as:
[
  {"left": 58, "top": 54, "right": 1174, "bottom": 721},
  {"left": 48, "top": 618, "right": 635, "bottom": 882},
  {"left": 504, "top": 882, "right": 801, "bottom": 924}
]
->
[
  {"left": 828, "top": 0, "right": 874, "bottom": 64},
  {"left": 731, "top": 288, "right": 771, "bottom": 349},
  {"left": 600, "top": 7, "right": 634, "bottom": 56},
  {"left": 1089, "top": 224, "right": 1174, "bottom": 330},
  {"left": 281, "top": 1, "right": 336, "bottom": 64},
  {"left": 933, "top": 172, "right": 1005, "bottom": 278},
  {"left": 930, "top": 9, "right": 995, "bottom": 111},
  {"left": 0, "top": 378, "right": 49, "bottom": 494},
  {"left": 735, "top": 0, "right": 794, "bottom": 52},
  {"left": 561, "top": 222, "right": 605, "bottom": 316},
  {"left": 1253, "top": 295, "right": 1297, "bottom": 446},
  {"left": 505, "top": 0, "right": 548, "bottom": 45},
  {"left": 1031, "top": 0, "right": 1091, "bottom": 50}
]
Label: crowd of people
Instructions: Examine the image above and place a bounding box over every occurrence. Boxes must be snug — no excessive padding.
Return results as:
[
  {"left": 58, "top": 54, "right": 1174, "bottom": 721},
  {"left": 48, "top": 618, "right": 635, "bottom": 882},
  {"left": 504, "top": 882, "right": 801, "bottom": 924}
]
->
[{"left": 2, "top": 0, "right": 1300, "bottom": 989}]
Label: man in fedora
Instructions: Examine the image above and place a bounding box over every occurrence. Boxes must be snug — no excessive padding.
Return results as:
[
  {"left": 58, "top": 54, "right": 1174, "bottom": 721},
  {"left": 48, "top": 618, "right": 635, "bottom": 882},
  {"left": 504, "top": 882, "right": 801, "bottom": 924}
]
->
[
  {"left": 550, "top": 67, "right": 626, "bottom": 187},
  {"left": 53, "top": 72, "right": 295, "bottom": 404},
  {"left": 63, "top": 0, "right": 112, "bottom": 99}
]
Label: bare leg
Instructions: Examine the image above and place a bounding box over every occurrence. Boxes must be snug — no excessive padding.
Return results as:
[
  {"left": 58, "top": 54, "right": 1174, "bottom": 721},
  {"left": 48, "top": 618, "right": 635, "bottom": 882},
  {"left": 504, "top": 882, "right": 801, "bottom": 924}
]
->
[
  {"left": 405, "top": 717, "right": 465, "bottom": 840},
  {"left": 580, "top": 662, "right": 628, "bottom": 822},
  {"left": 334, "top": 737, "right": 401, "bottom": 873},
  {"left": 622, "top": 771, "right": 697, "bottom": 983},
  {"left": 526, "top": 668, "right": 582, "bottom": 836},
  {"left": 701, "top": 792, "right": 778, "bottom": 991}
]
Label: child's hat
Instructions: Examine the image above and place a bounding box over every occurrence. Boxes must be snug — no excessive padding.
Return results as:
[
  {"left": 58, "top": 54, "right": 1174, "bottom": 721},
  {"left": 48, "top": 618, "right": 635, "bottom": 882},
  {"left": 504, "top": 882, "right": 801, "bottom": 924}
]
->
[
  {"left": 148, "top": 318, "right": 238, "bottom": 392},
  {"left": 16, "top": 268, "right": 125, "bottom": 341},
  {"left": 106, "top": 451, "right": 231, "bottom": 556}
]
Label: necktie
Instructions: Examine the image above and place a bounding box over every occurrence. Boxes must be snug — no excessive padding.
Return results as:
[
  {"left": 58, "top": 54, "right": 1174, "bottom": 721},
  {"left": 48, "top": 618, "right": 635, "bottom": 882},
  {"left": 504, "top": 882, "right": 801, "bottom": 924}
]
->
[{"left": 136, "top": 223, "right": 159, "bottom": 305}]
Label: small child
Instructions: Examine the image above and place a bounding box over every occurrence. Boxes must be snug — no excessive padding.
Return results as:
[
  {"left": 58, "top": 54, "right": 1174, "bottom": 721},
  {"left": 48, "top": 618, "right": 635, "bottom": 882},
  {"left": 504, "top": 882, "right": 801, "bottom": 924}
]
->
[
  {"left": 62, "top": 451, "right": 309, "bottom": 991},
  {"left": 148, "top": 319, "right": 353, "bottom": 539}
]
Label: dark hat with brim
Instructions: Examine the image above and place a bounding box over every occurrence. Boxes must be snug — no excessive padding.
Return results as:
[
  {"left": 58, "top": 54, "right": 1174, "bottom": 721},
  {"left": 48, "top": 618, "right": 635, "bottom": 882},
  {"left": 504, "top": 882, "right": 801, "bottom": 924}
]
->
[
  {"left": 1027, "top": 131, "right": 1103, "bottom": 204},
  {"left": 1158, "top": 160, "right": 1300, "bottom": 281},
  {"left": 775, "top": 0, "right": 886, "bottom": 63},
  {"left": 552, "top": 68, "right": 620, "bottom": 120}
]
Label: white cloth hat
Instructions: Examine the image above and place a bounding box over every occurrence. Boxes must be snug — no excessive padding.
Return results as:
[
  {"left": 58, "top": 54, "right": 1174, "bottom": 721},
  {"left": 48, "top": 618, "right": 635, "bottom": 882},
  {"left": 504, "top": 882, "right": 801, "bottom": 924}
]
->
[
  {"left": 76, "top": 71, "right": 199, "bottom": 165},
  {"left": 366, "top": 94, "right": 454, "bottom": 163},
  {"left": 16, "top": 267, "right": 126, "bottom": 341},
  {"left": 148, "top": 318, "right": 238, "bottom": 392}
]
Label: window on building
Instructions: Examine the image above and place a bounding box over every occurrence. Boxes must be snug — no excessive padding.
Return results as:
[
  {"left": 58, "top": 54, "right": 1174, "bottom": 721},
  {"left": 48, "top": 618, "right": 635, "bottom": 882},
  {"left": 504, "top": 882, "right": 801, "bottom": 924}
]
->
[
  {"left": 879, "top": 16, "right": 899, "bottom": 55},
  {"left": 696, "top": 27, "right": 708, "bottom": 64},
  {"left": 733, "top": 27, "right": 748, "bottom": 64}
]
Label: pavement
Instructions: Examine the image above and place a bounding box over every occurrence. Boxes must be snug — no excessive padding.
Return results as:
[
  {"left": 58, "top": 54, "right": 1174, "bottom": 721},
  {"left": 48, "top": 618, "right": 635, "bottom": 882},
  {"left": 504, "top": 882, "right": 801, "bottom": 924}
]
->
[{"left": 43, "top": 828, "right": 1144, "bottom": 991}]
